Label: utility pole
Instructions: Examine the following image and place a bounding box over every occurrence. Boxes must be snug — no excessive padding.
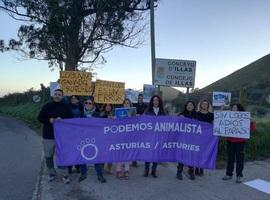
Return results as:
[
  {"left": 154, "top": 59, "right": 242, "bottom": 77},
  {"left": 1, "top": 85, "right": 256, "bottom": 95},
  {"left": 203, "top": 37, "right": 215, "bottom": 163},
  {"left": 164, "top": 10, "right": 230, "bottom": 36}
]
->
[{"left": 150, "top": 0, "right": 156, "bottom": 85}]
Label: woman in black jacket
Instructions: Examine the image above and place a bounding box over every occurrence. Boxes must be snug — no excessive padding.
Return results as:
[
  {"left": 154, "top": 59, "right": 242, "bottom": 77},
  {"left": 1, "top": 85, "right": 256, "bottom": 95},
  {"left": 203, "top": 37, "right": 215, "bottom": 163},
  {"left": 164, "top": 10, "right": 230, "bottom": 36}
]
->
[
  {"left": 195, "top": 99, "right": 214, "bottom": 176},
  {"left": 68, "top": 95, "right": 84, "bottom": 174},
  {"left": 144, "top": 95, "right": 165, "bottom": 178},
  {"left": 177, "top": 100, "right": 197, "bottom": 180}
]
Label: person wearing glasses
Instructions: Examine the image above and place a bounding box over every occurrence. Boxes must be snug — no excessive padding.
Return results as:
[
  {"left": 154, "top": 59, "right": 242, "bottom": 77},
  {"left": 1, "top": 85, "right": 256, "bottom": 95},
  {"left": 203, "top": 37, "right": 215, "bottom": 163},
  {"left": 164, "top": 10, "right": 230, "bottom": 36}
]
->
[{"left": 78, "top": 96, "right": 107, "bottom": 183}]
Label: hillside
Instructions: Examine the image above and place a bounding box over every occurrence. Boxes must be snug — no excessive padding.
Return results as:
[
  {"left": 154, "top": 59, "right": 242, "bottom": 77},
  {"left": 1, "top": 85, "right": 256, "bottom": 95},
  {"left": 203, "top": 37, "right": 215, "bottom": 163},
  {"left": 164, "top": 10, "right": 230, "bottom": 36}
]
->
[{"left": 201, "top": 54, "right": 270, "bottom": 93}]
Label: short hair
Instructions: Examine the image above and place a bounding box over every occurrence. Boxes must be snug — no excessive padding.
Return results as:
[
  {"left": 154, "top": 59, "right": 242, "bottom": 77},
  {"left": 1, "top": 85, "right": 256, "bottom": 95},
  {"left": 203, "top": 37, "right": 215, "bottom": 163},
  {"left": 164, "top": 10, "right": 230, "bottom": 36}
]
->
[{"left": 54, "top": 89, "right": 63, "bottom": 94}]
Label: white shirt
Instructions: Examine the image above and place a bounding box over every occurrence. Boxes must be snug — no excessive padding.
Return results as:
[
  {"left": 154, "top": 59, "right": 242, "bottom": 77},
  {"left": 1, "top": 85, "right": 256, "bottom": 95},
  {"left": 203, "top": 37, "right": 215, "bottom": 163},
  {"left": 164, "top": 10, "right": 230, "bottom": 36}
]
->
[{"left": 153, "top": 107, "right": 159, "bottom": 115}]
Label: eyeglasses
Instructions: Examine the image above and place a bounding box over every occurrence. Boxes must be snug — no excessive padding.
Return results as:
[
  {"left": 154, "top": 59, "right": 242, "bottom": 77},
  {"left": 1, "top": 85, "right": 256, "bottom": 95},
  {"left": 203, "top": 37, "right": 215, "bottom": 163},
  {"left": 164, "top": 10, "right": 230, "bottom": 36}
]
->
[{"left": 85, "top": 102, "right": 92, "bottom": 105}]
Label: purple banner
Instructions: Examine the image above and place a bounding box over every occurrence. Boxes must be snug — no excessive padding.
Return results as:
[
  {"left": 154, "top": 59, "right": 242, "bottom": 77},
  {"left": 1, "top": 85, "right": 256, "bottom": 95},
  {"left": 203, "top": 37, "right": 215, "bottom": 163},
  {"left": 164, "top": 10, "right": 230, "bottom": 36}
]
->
[{"left": 54, "top": 116, "right": 218, "bottom": 169}]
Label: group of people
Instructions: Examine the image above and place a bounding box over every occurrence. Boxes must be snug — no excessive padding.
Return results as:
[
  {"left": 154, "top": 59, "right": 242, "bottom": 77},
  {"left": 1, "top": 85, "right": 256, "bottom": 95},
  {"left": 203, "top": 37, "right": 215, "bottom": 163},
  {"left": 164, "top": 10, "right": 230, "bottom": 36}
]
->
[{"left": 38, "top": 89, "right": 255, "bottom": 185}]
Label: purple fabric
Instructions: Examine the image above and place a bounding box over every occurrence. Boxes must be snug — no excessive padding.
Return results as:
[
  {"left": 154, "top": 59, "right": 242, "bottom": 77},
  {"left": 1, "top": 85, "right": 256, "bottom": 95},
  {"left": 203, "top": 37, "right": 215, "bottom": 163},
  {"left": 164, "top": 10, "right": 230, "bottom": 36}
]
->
[{"left": 54, "top": 115, "right": 218, "bottom": 169}]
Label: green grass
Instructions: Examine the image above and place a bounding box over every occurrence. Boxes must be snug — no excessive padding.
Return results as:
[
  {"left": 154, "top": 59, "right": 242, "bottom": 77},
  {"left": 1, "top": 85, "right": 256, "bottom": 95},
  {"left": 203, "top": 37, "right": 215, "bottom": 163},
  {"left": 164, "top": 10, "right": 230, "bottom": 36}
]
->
[
  {"left": 0, "top": 103, "right": 42, "bottom": 128},
  {"left": 216, "top": 117, "right": 270, "bottom": 168}
]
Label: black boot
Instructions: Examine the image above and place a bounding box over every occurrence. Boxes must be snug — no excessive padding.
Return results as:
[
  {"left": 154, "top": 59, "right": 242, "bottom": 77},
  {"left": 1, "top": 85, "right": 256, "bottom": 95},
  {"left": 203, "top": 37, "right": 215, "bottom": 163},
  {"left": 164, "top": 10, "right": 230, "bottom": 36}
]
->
[
  {"left": 177, "top": 171, "right": 183, "bottom": 180},
  {"left": 98, "top": 175, "right": 107, "bottom": 183},
  {"left": 151, "top": 170, "right": 158, "bottom": 178},
  {"left": 177, "top": 165, "right": 183, "bottom": 180},
  {"left": 144, "top": 169, "right": 149, "bottom": 177}
]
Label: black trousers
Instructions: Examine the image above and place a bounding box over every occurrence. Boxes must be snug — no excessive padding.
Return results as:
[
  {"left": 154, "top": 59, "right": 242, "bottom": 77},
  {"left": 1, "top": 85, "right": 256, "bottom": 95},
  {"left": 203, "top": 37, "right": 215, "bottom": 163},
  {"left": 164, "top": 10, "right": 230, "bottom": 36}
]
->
[
  {"left": 145, "top": 162, "right": 158, "bottom": 172},
  {"left": 226, "top": 141, "right": 245, "bottom": 177},
  {"left": 177, "top": 163, "right": 194, "bottom": 173}
]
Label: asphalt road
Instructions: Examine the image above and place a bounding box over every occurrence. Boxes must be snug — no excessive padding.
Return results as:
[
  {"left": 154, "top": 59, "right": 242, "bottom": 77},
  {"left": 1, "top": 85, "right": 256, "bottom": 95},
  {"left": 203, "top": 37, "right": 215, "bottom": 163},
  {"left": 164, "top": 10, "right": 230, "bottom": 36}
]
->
[{"left": 0, "top": 115, "right": 42, "bottom": 200}]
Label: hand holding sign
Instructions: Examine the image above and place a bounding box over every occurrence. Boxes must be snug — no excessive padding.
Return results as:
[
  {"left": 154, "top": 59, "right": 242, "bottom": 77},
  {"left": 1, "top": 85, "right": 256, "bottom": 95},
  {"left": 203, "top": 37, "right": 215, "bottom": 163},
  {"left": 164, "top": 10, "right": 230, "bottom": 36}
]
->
[{"left": 214, "top": 111, "right": 251, "bottom": 139}]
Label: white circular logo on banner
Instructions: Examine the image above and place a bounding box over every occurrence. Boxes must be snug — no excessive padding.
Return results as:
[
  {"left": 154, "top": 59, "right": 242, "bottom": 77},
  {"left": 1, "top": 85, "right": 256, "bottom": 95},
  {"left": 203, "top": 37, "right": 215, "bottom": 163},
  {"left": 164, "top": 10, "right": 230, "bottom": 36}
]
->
[
  {"left": 77, "top": 138, "right": 98, "bottom": 161},
  {"left": 32, "top": 95, "right": 41, "bottom": 103}
]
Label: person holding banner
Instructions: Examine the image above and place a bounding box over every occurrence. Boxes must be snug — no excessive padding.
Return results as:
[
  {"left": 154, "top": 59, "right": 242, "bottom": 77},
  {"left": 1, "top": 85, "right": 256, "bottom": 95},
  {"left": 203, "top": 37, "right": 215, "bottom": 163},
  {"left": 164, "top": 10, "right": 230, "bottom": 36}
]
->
[
  {"left": 222, "top": 103, "right": 256, "bottom": 183},
  {"left": 79, "top": 97, "right": 107, "bottom": 183},
  {"left": 144, "top": 95, "right": 166, "bottom": 178},
  {"left": 195, "top": 99, "right": 214, "bottom": 176},
  {"left": 131, "top": 93, "right": 147, "bottom": 168},
  {"left": 68, "top": 95, "right": 84, "bottom": 175},
  {"left": 136, "top": 93, "right": 147, "bottom": 115},
  {"left": 37, "top": 89, "right": 72, "bottom": 184},
  {"left": 115, "top": 99, "right": 133, "bottom": 180},
  {"left": 100, "top": 104, "right": 114, "bottom": 175},
  {"left": 177, "top": 101, "right": 197, "bottom": 180}
]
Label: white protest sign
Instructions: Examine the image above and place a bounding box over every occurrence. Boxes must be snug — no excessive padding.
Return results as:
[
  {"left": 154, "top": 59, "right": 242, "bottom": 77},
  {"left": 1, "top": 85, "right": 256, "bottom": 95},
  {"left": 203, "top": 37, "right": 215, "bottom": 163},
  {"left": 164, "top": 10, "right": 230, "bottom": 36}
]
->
[
  {"left": 143, "top": 84, "right": 156, "bottom": 103},
  {"left": 213, "top": 92, "right": 231, "bottom": 107},
  {"left": 50, "top": 82, "right": 60, "bottom": 97},
  {"left": 214, "top": 111, "right": 250, "bottom": 139},
  {"left": 154, "top": 58, "right": 196, "bottom": 88},
  {"left": 125, "top": 89, "right": 140, "bottom": 103}
]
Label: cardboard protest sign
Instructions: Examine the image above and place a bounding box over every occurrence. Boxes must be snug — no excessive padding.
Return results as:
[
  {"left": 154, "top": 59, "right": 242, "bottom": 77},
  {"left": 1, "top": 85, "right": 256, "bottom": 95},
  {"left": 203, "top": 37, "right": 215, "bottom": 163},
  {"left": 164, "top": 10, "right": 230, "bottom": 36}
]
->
[
  {"left": 214, "top": 111, "right": 250, "bottom": 139},
  {"left": 59, "top": 71, "right": 92, "bottom": 96},
  {"left": 50, "top": 82, "right": 60, "bottom": 97},
  {"left": 143, "top": 84, "right": 156, "bottom": 103},
  {"left": 213, "top": 92, "right": 231, "bottom": 107},
  {"left": 125, "top": 89, "right": 140, "bottom": 103},
  {"left": 115, "top": 107, "right": 137, "bottom": 119},
  {"left": 154, "top": 58, "right": 196, "bottom": 88},
  {"left": 94, "top": 80, "right": 125, "bottom": 104}
]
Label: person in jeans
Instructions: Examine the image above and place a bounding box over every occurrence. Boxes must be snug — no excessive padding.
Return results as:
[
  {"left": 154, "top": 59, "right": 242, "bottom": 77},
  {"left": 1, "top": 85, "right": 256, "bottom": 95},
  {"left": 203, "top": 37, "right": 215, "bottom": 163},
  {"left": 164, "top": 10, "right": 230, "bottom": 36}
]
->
[
  {"left": 144, "top": 95, "right": 165, "bottom": 178},
  {"left": 78, "top": 96, "right": 107, "bottom": 183},
  {"left": 68, "top": 95, "right": 84, "bottom": 174},
  {"left": 222, "top": 103, "right": 256, "bottom": 183},
  {"left": 38, "top": 89, "right": 72, "bottom": 184},
  {"left": 177, "top": 100, "right": 197, "bottom": 180},
  {"left": 100, "top": 103, "right": 114, "bottom": 175}
]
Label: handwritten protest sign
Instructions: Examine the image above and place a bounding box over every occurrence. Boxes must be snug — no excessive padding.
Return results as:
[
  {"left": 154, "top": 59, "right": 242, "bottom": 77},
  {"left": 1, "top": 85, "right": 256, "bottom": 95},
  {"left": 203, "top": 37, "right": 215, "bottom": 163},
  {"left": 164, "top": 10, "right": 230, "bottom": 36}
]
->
[
  {"left": 59, "top": 71, "right": 92, "bottom": 96},
  {"left": 94, "top": 80, "right": 125, "bottom": 104},
  {"left": 214, "top": 111, "right": 250, "bottom": 139},
  {"left": 213, "top": 92, "right": 231, "bottom": 107}
]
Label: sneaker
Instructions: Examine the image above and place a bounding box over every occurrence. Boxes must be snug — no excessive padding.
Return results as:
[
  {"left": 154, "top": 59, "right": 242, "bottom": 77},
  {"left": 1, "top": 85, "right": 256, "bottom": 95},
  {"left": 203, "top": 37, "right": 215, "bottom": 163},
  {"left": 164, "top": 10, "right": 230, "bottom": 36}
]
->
[
  {"left": 176, "top": 172, "right": 183, "bottom": 180},
  {"left": 222, "top": 175, "right": 233, "bottom": 181},
  {"left": 123, "top": 171, "right": 130, "bottom": 180},
  {"left": 98, "top": 176, "right": 107, "bottom": 183},
  {"left": 116, "top": 171, "right": 124, "bottom": 180},
  {"left": 62, "top": 175, "right": 71, "bottom": 184},
  {"left": 236, "top": 176, "right": 243, "bottom": 183},
  {"left": 48, "top": 174, "right": 56, "bottom": 182},
  {"left": 78, "top": 175, "right": 87, "bottom": 182}
]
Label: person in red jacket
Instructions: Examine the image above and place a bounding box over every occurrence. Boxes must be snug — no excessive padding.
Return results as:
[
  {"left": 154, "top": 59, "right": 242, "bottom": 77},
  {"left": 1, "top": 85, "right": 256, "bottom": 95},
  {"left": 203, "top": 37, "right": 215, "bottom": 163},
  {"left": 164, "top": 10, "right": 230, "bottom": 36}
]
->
[{"left": 222, "top": 103, "right": 256, "bottom": 183}]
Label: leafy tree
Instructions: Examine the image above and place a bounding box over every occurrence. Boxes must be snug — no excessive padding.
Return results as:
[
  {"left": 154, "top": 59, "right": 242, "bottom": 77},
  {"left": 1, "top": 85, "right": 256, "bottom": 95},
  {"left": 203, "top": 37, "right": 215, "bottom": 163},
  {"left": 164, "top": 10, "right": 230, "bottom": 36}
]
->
[{"left": 0, "top": 0, "right": 157, "bottom": 70}]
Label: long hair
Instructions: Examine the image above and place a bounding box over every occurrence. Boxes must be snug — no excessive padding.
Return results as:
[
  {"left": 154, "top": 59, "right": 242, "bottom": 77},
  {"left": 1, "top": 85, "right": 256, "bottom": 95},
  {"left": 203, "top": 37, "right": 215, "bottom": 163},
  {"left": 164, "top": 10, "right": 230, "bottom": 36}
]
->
[
  {"left": 231, "top": 103, "right": 245, "bottom": 111},
  {"left": 123, "top": 98, "right": 133, "bottom": 107},
  {"left": 181, "top": 100, "right": 196, "bottom": 115},
  {"left": 148, "top": 95, "right": 165, "bottom": 114},
  {"left": 197, "top": 99, "right": 213, "bottom": 113}
]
